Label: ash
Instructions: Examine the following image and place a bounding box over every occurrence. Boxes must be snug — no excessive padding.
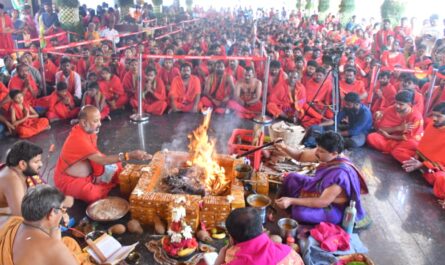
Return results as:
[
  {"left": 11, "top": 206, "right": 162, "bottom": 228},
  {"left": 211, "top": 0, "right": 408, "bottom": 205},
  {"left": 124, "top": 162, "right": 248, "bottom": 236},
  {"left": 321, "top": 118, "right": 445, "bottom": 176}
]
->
[{"left": 161, "top": 167, "right": 206, "bottom": 196}]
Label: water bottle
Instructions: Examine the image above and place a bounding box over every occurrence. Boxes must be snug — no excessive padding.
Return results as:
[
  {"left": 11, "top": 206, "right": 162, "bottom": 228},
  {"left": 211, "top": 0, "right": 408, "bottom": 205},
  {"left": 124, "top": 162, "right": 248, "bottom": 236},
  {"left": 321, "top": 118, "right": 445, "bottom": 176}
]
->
[{"left": 341, "top": 200, "right": 357, "bottom": 234}]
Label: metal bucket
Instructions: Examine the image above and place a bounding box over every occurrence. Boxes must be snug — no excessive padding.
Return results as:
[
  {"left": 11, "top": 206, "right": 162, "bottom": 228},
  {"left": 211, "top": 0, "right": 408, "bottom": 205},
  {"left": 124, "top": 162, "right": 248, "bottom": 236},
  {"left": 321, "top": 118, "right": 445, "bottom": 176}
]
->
[
  {"left": 277, "top": 218, "right": 298, "bottom": 238},
  {"left": 246, "top": 194, "right": 271, "bottom": 223}
]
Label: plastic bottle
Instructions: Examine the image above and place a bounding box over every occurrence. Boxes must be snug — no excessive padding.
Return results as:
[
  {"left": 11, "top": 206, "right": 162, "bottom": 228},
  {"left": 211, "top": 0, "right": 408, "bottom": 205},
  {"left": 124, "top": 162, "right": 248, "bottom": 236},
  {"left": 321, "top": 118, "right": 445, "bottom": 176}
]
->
[{"left": 341, "top": 200, "right": 357, "bottom": 234}]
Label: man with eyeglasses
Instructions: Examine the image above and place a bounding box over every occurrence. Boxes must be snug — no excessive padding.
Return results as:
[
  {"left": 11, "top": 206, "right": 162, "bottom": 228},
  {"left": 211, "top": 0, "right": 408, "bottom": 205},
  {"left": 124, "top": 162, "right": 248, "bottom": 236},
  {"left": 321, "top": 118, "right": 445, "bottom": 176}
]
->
[{"left": 0, "top": 185, "right": 90, "bottom": 265}]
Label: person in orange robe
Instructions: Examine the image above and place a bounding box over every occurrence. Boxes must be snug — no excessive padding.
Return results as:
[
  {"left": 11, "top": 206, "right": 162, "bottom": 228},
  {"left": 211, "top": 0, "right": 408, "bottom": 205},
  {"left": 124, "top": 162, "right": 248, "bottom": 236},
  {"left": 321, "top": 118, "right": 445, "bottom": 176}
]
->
[
  {"left": 158, "top": 58, "right": 180, "bottom": 92},
  {"left": 301, "top": 60, "right": 318, "bottom": 86},
  {"left": 381, "top": 40, "right": 406, "bottom": 70},
  {"left": 199, "top": 61, "right": 235, "bottom": 114},
  {"left": 226, "top": 60, "right": 245, "bottom": 82},
  {"left": 407, "top": 44, "right": 432, "bottom": 70},
  {"left": 339, "top": 67, "right": 367, "bottom": 101},
  {"left": 279, "top": 47, "right": 296, "bottom": 72},
  {"left": 0, "top": 4, "right": 14, "bottom": 56},
  {"left": 267, "top": 70, "right": 307, "bottom": 122},
  {"left": 32, "top": 53, "right": 57, "bottom": 87},
  {"left": 300, "top": 67, "right": 333, "bottom": 128},
  {"left": 423, "top": 71, "right": 445, "bottom": 116},
  {"left": 373, "top": 19, "right": 394, "bottom": 57},
  {"left": 268, "top": 60, "right": 288, "bottom": 96},
  {"left": 122, "top": 59, "right": 138, "bottom": 98},
  {"left": 8, "top": 90, "right": 49, "bottom": 138},
  {"left": 99, "top": 67, "right": 128, "bottom": 110},
  {"left": 46, "top": 82, "right": 80, "bottom": 122},
  {"left": 398, "top": 75, "right": 425, "bottom": 114},
  {"left": 76, "top": 48, "right": 91, "bottom": 80},
  {"left": 367, "top": 91, "right": 424, "bottom": 163},
  {"left": 227, "top": 67, "right": 263, "bottom": 119},
  {"left": 169, "top": 63, "right": 202, "bottom": 113},
  {"left": 54, "top": 105, "right": 152, "bottom": 203},
  {"left": 8, "top": 64, "right": 39, "bottom": 107},
  {"left": 87, "top": 54, "right": 106, "bottom": 78},
  {"left": 402, "top": 102, "right": 445, "bottom": 199},
  {"left": 370, "top": 71, "right": 397, "bottom": 113},
  {"left": 81, "top": 81, "right": 110, "bottom": 120},
  {"left": 55, "top": 57, "right": 82, "bottom": 102},
  {"left": 130, "top": 67, "right": 167, "bottom": 115}
]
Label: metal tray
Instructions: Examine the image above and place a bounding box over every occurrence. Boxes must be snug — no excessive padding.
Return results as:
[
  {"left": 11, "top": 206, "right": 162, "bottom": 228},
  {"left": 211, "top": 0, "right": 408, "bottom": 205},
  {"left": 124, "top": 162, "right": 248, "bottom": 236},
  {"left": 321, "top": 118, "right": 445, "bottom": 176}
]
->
[{"left": 86, "top": 196, "right": 130, "bottom": 222}]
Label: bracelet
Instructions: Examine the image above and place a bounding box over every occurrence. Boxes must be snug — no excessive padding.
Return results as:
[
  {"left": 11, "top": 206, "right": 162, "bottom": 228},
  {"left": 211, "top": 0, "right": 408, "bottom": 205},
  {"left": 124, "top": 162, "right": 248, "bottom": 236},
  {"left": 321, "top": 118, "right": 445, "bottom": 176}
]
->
[{"left": 124, "top": 152, "right": 130, "bottom": 161}]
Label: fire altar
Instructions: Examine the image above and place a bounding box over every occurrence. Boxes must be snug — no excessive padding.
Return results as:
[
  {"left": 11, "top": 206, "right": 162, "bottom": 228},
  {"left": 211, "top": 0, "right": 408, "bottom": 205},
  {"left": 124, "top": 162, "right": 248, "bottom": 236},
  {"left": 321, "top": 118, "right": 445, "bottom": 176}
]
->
[{"left": 125, "top": 112, "right": 246, "bottom": 230}]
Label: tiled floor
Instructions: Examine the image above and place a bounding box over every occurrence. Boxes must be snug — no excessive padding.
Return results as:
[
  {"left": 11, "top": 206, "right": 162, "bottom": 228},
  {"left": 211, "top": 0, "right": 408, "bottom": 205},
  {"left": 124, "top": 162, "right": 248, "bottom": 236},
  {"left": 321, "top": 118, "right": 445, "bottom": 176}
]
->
[{"left": 1, "top": 111, "right": 444, "bottom": 265}]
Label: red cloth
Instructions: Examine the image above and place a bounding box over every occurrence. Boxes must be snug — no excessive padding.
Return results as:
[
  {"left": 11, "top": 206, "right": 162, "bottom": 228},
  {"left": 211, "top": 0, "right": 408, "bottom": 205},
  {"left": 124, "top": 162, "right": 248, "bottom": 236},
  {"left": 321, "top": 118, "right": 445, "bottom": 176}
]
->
[
  {"left": 76, "top": 58, "right": 90, "bottom": 79},
  {"left": 300, "top": 78, "right": 333, "bottom": 127},
  {"left": 8, "top": 75, "right": 38, "bottom": 106},
  {"left": 371, "top": 83, "right": 397, "bottom": 113},
  {"left": 9, "top": 102, "right": 49, "bottom": 138},
  {"left": 310, "top": 222, "right": 350, "bottom": 252},
  {"left": 0, "top": 14, "right": 14, "bottom": 56},
  {"left": 158, "top": 66, "right": 180, "bottom": 88},
  {"left": 84, "top": 94, "right": 110, "bottom": 120},
  {"left": 130, "top": 77, "right": 167, "bottom": 115},
  {"left": 199, "top": 73, "right": 233, "bottom": 113},
  {"left": 268, "top": 70, "right": 287, "bottom": 96},
  {"left": 225, "top": 66, "right": 245, "bottom": 81},
  {"left": 46, "top": 92, "right": 80, "bottom": 120},
  {"left": 374, "top": 29, "right": 394, "bottom": 54},
  {"left": 381, "top": 51, "right": 406, "bottom": 70},
  {"left": 227, "top": 99, "right": 262, "bottom": 119},
  {"left": 122, "top": 71, "right": 138, "bottom": 97},
  {"left": 99, "top": 75, "right": 128, "bottom": 109},
  {"left": 54, "top": 124, "right": 121, "bottom": 203},
  {"left": 267, "top": 81, "right": 306, "bottom": 118},
  {"left": 0, "top": 82, "right": 9, "bottom": 111},
  {"left": 32, "top": 59, "right": 57, "bottom": 85},
  {"left": 279, "top": 57, "right": 296, "bottom": 72},
  {"left": 169, "top": 75, "right": 201, "bottom": 112},
  {"left": 339, "top": 79, "right": 367, "bottom": 100}
]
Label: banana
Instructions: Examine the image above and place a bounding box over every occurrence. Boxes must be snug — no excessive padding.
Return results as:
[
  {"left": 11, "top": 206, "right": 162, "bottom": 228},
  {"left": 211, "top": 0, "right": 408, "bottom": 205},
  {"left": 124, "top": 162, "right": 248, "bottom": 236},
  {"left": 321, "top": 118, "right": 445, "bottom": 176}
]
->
[
  {"left": 177, "top": 247, "right": 196, "bottom": 257},
  {"left": 211, "top": 232, "right": 226, "bottom": 239}
]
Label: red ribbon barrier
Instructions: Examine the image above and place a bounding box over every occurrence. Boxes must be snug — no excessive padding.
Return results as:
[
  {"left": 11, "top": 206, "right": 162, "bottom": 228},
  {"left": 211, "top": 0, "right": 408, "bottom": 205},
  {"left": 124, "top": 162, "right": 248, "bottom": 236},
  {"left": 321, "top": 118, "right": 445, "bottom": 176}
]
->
[
  {"left": 141, "top": 54, "right": 267, "bottom": 61},
  {"left": 16, "top": 32, "right": 67, "bottom": 44},
  {"left": 155, "top": 29, "right": 182, "bottom": 40}
]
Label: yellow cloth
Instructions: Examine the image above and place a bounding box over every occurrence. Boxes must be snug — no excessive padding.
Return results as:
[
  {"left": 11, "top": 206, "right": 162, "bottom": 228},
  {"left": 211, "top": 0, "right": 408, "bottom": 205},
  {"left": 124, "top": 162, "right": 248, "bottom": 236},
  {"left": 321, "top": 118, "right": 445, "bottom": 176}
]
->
[
  {"left": 0, "top": 216, "right": 92, "bottom": 265},
  {"left": 0, "top": 216, "right": 23, "bottom": 265}
]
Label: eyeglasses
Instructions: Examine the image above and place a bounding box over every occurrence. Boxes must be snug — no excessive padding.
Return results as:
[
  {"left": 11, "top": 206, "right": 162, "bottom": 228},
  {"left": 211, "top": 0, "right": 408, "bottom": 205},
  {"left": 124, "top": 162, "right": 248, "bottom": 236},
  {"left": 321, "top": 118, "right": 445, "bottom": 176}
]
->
[{"left": 54, "top": 207, "right": 67, "bottom": 214}]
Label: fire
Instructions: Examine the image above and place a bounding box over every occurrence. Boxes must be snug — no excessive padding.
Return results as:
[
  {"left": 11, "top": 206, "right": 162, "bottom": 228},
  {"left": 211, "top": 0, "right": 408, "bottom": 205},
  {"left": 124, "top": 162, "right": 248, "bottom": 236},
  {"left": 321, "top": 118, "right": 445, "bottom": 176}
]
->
[{"left": 187, "top": 110, "right": 229, "bottom": 195}]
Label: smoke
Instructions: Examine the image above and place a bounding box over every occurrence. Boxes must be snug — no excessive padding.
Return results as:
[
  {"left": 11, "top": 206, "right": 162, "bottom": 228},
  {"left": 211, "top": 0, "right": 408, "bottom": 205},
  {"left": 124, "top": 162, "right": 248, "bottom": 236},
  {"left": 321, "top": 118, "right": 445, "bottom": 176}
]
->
[
  {"left": 161, "top": 118, "right": 191, "bottom": 152},
  {"left": 210, "top": 114, "right": 243, "bottom": 154}
]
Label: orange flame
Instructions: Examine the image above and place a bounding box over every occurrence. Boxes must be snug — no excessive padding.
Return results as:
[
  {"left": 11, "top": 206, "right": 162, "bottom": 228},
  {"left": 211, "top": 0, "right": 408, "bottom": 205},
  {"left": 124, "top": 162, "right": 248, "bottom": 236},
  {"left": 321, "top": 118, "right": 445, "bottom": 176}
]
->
[{"left": 187, "top": 110, "right": 229, "bottom": 195}]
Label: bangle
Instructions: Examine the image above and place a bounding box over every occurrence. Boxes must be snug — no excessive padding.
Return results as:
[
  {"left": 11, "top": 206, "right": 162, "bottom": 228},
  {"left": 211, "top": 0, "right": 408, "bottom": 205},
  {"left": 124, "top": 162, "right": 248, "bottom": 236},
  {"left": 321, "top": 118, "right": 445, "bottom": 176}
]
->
[
  {"left": 118, "top": 152, "right": 124, "bottom": 162},
  {"left": 124, "top": 152, "right": 130, "bottom": 161}
]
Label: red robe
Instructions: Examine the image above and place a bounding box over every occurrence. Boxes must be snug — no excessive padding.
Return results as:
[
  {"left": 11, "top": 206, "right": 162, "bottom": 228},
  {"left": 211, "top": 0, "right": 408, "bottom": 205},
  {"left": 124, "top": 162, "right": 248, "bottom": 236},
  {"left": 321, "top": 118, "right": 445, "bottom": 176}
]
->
[
  {"left": 9, "top": 102, "right": 49, "bottom": 138},
  {"left": 339, "top": 79, "right": 367, "bottom": 100},
  {"left": 169, "top": 75, "right": 201, "bottom": 112},
  {"left": 417, "top": 123, "right": 445, "bottom": 198},
  {"left": 367, "top": 106, "right": 424, "bottom": 163},
  {"left": 199, "top": 73, "right": 232, "bottom": 114},
  {"left": 300, "top": 77, "right": 333, "bottom": 128},
  {"left": 8, "top": 75, "right": 39, "bottom": 106},
  {"left": 130, "top": 77, "right": 167, "bottom": 115},
  {"left": 158, "top": 66, "right": 180, "bottom": 89},
  {"left": 32, "top": 59, "right": 57, "bottom": 85},
  {"left": 371, "top": 83, "right": 397, "bottom": 113},
  {"left": 374, "top": 29, "right": 394, "bottom": 54},
  {"left": 381, "top": 51, "right": 406, "bottom": 70},
  {"left": 84, "top": 94, "right": 110, "bottom": 120},
  {"left": 54, "top": 124, "right": 122, "bottom": 203},
  {"left": 76, "top": 58, "right": 90, "bottom": 79},
  {"left": 0, "top": 82, "right": 9, "bottom": 111},
  {"left": 268, "top": 71, "right": 287, "bottom": 96},
  {"left": 122, "top": 71, "right": 138, "bottom": 98},
  {"left": 225, "top": 66, "right": 245, "bottom": 82},
  {"left": 46, "top": 92, "right": 80, "bottom": 120},
  {"left": 424, "top": 86, "right": 445, "bottom": 115},
  {"left": 0, "top": 14, "right": 14, "bottom": 56},
  {"left": 279, "top": 56, "right": 296, "bottom": 72},
  {"left": 99, "top": 75, "right": 128, "bottom": 109},
  {"left": 267, "top": 81, "right": 306, "bottom": 118},
  {"left": 55, "top": 71, "right": 78, "bottom": 96}
]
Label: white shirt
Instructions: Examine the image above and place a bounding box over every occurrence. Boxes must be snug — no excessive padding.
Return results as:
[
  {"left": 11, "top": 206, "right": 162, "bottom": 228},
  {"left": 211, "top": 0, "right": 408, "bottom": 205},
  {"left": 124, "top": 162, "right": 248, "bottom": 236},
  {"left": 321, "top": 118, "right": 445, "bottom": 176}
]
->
[
  {"left": 100, "top": 28, "right": 120, "bottom": 44},
  {"left": 55, "top": 71, "right": 82, "bottom": 100}
]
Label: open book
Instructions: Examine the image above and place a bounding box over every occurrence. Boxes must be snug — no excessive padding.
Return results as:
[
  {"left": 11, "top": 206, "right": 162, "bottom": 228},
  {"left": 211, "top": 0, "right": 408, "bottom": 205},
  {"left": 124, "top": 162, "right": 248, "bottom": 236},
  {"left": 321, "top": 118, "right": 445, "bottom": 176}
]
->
[{"left": 84, "top": 233, "right": 138, "bottom": 265}]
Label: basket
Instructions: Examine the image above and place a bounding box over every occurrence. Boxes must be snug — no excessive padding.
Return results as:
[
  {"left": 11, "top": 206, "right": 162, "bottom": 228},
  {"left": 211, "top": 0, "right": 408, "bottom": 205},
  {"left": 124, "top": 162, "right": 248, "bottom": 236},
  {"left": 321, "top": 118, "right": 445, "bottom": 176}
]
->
[
  {"left": 269, "top": 121, "right": 306, "bottom": 149},
  {"left": 334, "top": 253, "right": 375, "bottom": 265},
  {"left": 228, "top": 129, "right": 264, "bottom": 170}
]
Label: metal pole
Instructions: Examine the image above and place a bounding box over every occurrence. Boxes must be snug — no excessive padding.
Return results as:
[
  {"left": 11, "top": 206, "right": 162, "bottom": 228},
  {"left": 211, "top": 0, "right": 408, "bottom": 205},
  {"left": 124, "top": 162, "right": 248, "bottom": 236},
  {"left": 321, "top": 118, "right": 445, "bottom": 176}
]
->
[
  {"left": 130, "top": 52, "right": 149, "bottom": 122},
  {"left": 38, "top": 48, "right": 47, "bottom": 96},
  {"left": 424, "top": 68, "right": 438, "bottom": 117},
  {"left": 14, "top": 40, "right": 19, "bottom": 59},
  {"left": 253, "top": 56, "right": 272, "bottom": 124},
  {"left": 332, "top": 67, "right": 340, "bottom": 132}
]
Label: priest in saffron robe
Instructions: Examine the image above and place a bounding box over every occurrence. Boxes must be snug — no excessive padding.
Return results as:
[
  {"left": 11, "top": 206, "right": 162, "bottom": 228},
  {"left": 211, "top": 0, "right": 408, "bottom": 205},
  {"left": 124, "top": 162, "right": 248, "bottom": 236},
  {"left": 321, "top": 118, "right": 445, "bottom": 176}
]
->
[
  {"left": 301, "top": 60, "right": 318, "bottom": 86},
  {"left": 169, "top": 63, "right": 202, "bottom": 113},
  {"left": 55, "top": 57, "right": 82, "bottom": 102},
  {"left": 399, "top": 74, "right": 425, "bottom": 114},
  {"left": 214, "top": 208, "right": 303, "bottom": 265},
  {"left": 46, "top": 82, "right": 80, "bottom": 122},
  {"left": 122, "top": 59, "right": 139, "bottom": 99},
  {"left": 300, "top": 67, "right": 333, "bottom": 128},
  {"left": 339, "top": 67, "right": 367, "bottom": 101},
  {"left": 227, "top": 67, "right": 263, "bottom": 119},
  {"left": 371, "top": 71, "right": 397, "bottom": 113},
  {"left": 81, "top": 82, "right": 110, "bottom": 120},
  {"left": 8, "top": 90, "right": 49, "bottom": 139},
  {"left": 367, "top": 91, "right": 424, "bottom": 163},
  {"left": 276, "top": 131, "right": 368, "bottom": 225},
  {"left": 130, "top": 67, "right": 167, "bottom": 115},
  {"left": 159, "top": 58, "right": 180, "bottom": 92},
  {"left": 268, "top": 60, "right": 288, "bottom": 96},
  {"left": 267, "top": 70, "right": 306, "bottom": 121},
  {"left": 54, "top": 106, "right": 151, "bottom": 203},
  {"left": 8, "top": 64, "right": 39, "bottom": 107},
  {"left": 99, "top": 67, "right": 128, "bottom": 110},
  {"left": 199, "top": 61, "right": 235, "bottom": 114},
  {"left": 402, "top": 102, "right": 445, "bottom": 199},
  {"left": 226, "top": 60, "right": 245, "bottom": 82}
]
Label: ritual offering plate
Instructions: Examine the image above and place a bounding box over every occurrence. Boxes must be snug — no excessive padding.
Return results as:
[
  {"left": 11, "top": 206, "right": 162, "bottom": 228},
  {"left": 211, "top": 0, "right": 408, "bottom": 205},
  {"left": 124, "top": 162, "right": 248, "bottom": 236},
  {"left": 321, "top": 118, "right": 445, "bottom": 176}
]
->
[
  {"left": 86, "top": 197, "right": 130, "bottom": 222},
  {"left": 161, "top": 236, "right": 198, "bottom": 261}
]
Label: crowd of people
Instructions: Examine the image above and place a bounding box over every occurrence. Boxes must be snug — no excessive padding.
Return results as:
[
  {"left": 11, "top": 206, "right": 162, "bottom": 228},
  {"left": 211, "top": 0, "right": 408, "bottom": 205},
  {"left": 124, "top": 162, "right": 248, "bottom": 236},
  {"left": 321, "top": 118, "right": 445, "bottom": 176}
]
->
[{"left": 0, "top": 2, "right": 445, "bottom": 264}]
